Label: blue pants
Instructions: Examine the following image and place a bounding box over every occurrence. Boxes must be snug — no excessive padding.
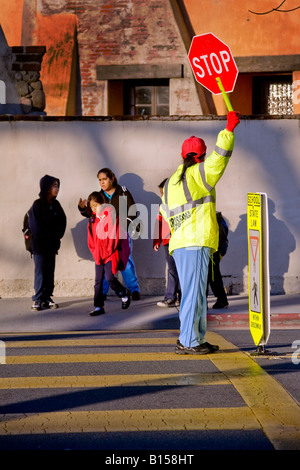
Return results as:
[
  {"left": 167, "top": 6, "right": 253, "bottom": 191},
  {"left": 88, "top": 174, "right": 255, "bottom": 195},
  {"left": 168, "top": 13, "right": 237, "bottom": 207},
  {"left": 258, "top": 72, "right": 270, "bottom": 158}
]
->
[
  {"left": 173, "top": 247, "right": 210, "bottom": 347},
  {"left": 102, "top": 237, "right": 139, "bottom": 295},
  {"left": 32, "top": 253, "right": 56, "bottom": 302}
]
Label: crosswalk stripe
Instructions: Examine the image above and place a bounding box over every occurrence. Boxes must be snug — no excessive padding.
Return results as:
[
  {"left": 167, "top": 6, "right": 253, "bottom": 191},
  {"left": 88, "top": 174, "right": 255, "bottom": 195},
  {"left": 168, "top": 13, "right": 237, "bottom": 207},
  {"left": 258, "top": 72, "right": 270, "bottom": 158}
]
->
[
  {"left": 1, "top": 330, "right": 299, "bottom": 450},
  {"left": 0, "top": 407, "right": 259, "bottom": 434},
  {"left": 0, "top": 373, "right": 230, "bottom": 388},
  {"left": 0, "top": 329, "right": 179, "bottom": 337},
  {"left": 4, "top": 338, "right": 177, "bottom": 347},
  {"left": 6, "top": 352, "right": 209, "bottom": 364},
  {"left": 208, "top": 332, "right": 300, "bottom": 450}
]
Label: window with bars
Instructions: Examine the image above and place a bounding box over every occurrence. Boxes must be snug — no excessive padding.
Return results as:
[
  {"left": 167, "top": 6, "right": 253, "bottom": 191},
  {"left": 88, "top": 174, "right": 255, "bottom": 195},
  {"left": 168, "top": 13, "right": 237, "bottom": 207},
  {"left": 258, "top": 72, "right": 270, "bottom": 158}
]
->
[
  {"left": 124, "top": 80, "right": 169, "bottom": 116},
  {"left": 253, "top": 75, "right": 293, "bottom": 115}
]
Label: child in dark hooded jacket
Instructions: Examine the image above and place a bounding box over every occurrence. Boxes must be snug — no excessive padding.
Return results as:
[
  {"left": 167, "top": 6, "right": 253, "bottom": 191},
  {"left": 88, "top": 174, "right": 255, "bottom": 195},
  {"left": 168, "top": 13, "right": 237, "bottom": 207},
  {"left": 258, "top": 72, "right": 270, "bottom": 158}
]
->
[{"left": 28, "top": 174, "right": 66, "bottom": 311}]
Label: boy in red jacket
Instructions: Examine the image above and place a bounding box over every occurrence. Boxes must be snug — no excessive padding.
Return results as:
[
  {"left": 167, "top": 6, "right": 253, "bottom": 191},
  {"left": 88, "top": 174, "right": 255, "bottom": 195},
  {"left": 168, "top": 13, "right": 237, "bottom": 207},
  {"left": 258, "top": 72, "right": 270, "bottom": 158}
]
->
[{"left": 87, "top": 192, "right": 130, "bottom": 316}]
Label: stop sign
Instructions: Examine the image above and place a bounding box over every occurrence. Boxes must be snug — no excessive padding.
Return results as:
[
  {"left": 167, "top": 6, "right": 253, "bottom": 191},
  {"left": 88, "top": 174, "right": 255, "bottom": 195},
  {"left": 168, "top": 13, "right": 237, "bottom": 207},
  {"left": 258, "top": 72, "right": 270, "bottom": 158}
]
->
[{"left": 188, "top": 33, "right": 238, "bottom": 95}]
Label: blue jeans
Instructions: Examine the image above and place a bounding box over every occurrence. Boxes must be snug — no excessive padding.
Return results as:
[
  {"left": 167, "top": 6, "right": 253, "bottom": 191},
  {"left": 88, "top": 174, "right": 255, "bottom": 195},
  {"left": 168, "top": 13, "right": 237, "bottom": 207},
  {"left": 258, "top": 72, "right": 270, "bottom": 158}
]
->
[
  {"left": 103, "top": 237, "right": 139, "bottom": 295},
  {"left": 173, "top": 247, "right": 210, "bottom": 347}
]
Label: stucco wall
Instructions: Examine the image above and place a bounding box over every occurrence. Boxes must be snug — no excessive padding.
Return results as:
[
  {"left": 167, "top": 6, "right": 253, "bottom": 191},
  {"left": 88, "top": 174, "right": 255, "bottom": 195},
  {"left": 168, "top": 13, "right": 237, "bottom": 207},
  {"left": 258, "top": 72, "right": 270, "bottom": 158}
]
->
[{"left": 0, "top": 115, "right": 299, "bottom": 297}]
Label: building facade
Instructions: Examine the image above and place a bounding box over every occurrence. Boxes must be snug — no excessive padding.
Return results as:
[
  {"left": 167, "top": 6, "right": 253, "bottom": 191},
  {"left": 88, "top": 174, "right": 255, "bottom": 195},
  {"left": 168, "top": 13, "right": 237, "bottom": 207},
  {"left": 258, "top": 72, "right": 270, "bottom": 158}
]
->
[{"left": 0, "top": 0, "right": 299, "bottom": 116}]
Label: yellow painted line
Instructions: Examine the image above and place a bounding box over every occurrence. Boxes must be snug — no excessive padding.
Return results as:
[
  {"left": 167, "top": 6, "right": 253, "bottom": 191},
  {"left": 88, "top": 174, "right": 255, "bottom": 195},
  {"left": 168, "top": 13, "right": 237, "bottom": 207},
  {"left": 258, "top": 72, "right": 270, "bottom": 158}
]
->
[
  {"left": 0, "top": 329, "right": 179, "bottom": 337},
  {"left": 0, "top": 407, "right": 259, "bottom": 434},
  {"left": 4, "top": 338, "right": 177, "bottom": 348},
  {"left": 208, "top": 332, "right": 300, "bottom": 450},
  {"left": 6, "top": 352, "right": 209, "bottom": 364},
  {"left": 3, "top": 330, "right": 300, "bottom": 449},
  {"left": 0, "top": 373, "right": 229, "bottom": 389}
]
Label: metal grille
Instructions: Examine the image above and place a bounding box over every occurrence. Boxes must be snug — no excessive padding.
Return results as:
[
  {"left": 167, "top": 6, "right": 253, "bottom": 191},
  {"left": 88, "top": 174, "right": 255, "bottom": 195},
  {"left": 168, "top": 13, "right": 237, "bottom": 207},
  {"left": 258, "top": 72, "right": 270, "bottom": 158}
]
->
[
  {"left": 267, "top": 82, "right": 293, "bottom": 115},
  {"left": 253, "top": 75, "right": 293, "bottom": 115}
]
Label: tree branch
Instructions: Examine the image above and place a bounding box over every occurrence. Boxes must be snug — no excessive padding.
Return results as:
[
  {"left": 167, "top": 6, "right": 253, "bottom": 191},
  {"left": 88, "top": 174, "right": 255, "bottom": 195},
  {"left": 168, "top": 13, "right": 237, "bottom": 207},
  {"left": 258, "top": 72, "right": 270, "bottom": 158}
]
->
[{"left": 249, "top": 0, "right": 300, "bottom": 15}]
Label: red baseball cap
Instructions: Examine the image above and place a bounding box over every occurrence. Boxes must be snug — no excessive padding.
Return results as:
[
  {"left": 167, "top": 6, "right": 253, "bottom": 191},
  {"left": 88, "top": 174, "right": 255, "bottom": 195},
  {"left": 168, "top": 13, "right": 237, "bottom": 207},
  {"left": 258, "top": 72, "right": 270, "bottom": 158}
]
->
[{"left": 181, "top": 136, "right": 207, "bottom": 160}]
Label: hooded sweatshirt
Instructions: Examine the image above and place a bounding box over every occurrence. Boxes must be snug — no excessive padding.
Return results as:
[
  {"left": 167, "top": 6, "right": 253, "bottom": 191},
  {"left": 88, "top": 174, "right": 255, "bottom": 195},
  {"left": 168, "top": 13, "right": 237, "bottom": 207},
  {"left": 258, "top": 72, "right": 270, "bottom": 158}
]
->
[{"left": 28, "top": 174, "right": 67, "bottom": 254}]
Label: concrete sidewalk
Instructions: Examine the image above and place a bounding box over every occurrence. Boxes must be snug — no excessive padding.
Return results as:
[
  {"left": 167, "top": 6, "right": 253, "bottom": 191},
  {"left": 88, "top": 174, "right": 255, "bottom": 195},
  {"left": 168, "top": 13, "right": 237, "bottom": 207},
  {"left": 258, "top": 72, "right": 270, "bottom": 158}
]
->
[{"left": 0, "top": 293, "right": 299, "bottom": 333}]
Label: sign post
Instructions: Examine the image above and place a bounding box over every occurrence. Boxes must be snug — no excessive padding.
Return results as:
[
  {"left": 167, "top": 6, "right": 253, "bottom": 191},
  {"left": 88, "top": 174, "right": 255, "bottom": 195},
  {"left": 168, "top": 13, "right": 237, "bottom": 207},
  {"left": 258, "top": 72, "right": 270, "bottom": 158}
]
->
[
  {"left": 247, "top": 193, "right": 270, "bottom": 353},
  {"left": 188, "top": 32, "right": 238, "bottom": 111}
]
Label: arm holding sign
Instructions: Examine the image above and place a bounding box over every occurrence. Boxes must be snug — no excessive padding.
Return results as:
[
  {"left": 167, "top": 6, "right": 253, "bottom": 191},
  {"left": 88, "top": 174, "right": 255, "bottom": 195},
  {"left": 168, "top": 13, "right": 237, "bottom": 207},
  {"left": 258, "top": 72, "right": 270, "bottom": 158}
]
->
[{"left": 226, "top": 111, "right": 240, "bottom": 132}]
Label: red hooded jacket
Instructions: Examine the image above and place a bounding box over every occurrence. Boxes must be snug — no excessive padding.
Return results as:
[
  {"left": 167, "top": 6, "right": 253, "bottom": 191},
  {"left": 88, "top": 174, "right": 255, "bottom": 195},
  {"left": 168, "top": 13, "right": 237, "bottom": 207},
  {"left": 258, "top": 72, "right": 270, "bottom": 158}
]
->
[{"left": 87, "top": 206, "right": 130, "bottom": 274}]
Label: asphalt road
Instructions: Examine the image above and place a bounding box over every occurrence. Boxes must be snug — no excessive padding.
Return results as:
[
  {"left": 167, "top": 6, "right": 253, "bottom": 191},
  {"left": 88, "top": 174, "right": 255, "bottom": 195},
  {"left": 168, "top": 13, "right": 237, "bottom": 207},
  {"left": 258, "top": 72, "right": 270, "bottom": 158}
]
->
[{"left": 0, "top": 294, "right": 299, "bottom": 454}]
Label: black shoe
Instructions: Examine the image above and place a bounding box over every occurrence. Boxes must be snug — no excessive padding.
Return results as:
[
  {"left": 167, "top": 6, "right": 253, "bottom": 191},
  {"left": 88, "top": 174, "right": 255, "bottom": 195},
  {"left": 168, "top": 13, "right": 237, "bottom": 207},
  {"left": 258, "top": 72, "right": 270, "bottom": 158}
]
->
[
  {"left": 43, "top": 298, "right": 59, "bottom": 309},
  {"left": 212, "top": 300, "right": 228, "bottom": 309},
  {"left": 202, "top": 342, "right": 219, "bottom": 352},
  {"left": 121, "top": 289, "right": 131, "bottom": 309},
  {"left": 89, "top": 307, "right": 105, "bottom": 316},
  {"left": 131, "top": 291, "right": 140, "bottom": 300},
  {"left": 175, "top": 340, "right": 219, "bottom": 355},
  {"left": 157, "top": 299, "right": 176, "bottom": 307}
]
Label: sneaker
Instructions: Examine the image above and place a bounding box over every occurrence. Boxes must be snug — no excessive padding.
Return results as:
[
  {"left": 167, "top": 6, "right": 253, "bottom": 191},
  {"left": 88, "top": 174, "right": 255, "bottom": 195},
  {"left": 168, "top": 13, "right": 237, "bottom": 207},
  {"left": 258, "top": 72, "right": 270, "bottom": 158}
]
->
[
  {"left": 157, "top": 299, "right": 176, "bottom": 308},
  {"left": 89, "top": 307, "right": 105, "bottom": 316},
  {"left": 121, "top": 289, "right": 131, "bottom": 310},
  {"left": 175, "top": 340, "right": 219, "bottom": 355},
  {"left": 131, "top": 291, "right": 140, "bottom": 300},
  {"left": 202, "top": 342, "right": 219, "bottom": 353},
  {"left": 31, "top": 301, "right": 41, "bottom": 311},
  {"left": 212, "top": 300, "right": 229, "bottom": 309},
  {"left": 43, "top": 298, "right": 59, "bottom": 309}
]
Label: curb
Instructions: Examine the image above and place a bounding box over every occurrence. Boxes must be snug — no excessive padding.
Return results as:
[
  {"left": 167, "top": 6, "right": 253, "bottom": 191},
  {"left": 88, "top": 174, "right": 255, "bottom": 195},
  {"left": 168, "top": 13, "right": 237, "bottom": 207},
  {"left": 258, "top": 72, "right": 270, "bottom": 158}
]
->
[{"left": 207, "top": 313, "right": 300, "bottom": 329}]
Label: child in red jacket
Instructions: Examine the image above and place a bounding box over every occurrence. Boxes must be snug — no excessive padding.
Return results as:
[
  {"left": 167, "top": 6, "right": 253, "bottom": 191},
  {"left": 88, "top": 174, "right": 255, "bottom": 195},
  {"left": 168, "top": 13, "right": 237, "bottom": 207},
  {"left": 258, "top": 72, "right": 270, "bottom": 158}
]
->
[{"left": 87, "top": 191, "right": 130, "bottom": 316}]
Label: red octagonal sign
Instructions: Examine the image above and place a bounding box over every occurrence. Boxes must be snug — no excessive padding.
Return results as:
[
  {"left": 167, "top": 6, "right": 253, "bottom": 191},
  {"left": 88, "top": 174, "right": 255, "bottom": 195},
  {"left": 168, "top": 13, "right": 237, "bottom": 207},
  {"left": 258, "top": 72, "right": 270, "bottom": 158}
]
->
[{"left": 188, "top": 32, "right": 238, "bottom": 95}]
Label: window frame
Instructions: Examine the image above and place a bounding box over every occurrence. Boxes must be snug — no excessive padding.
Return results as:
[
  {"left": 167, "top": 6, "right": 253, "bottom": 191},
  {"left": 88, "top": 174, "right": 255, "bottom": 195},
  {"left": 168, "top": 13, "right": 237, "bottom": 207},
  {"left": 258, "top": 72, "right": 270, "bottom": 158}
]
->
[{"left": 124, "top": 79, "right": 170, "bottom": 116}]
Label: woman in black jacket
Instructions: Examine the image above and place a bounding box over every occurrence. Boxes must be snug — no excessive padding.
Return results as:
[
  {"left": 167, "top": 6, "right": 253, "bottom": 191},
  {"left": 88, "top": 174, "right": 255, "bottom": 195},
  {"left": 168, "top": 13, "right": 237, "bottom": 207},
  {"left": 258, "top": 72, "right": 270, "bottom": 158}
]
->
[{"left": 29, "top": 174, "right": 66, "bottom": 311}]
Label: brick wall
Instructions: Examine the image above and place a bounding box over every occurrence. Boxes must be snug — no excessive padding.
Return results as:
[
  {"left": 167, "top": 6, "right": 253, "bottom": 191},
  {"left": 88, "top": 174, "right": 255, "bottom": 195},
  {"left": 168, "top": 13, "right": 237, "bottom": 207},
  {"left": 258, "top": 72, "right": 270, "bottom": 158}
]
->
[
  {"left": 12, "top": 45, "right": 46, "bottom": 113},
  {"left": 38, "top": 0, "right": 200, "bottom": 116},
  {"left": 11, "top": 46, "right": 46, "bottom": 72}
]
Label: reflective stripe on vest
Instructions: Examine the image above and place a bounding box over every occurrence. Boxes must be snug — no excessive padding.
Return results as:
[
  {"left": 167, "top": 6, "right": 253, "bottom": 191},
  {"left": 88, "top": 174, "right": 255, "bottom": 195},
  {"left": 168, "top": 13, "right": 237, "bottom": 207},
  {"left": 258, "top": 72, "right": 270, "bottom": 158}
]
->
[
  {"left": 162, "top": 177, "right": 215, "bottom": 218},
  {"left": 199, "top": 145, "right": 232, "bottom": 192},
  {"left": 215, "top": 145, "right": 232, "bottom": 158}
]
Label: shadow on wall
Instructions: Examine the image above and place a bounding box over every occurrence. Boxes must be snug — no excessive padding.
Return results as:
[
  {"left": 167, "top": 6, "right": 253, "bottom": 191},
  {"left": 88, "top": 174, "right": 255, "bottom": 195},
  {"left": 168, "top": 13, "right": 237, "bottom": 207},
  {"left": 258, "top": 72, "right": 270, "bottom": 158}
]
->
[
  {"left": 117, "top": 173, "right": 164, "bottom": 279},
  {"left": 224, "top": 198, "right": 296, "bottom": 294},
  {"left": 71, "top": 217, "right": 93, "bottom": 262}
]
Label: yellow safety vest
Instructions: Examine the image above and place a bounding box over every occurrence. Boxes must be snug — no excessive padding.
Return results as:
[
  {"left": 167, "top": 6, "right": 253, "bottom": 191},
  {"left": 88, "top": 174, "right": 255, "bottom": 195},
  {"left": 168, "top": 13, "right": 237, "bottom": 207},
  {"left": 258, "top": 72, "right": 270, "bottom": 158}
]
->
[{"left": 160, "top": 128, "right": 235, "bottom": 254}]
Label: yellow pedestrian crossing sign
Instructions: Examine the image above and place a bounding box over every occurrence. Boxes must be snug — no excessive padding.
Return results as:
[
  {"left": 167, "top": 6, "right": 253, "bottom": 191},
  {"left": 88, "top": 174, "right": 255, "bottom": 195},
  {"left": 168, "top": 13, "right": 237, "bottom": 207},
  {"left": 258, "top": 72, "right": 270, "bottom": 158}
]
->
[{"left": 247, "top": 193, "right": 270, "bottom": 347}]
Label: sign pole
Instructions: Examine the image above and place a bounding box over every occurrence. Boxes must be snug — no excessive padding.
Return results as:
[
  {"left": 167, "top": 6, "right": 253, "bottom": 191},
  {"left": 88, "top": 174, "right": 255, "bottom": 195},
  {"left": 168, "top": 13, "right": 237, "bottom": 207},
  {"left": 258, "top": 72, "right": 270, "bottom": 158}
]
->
[
  {"left": 247, "top": 192, "right": 270, "bottom": 354},
  {"left": 216, "top": 77, "right": 233, "bottom": 111}
]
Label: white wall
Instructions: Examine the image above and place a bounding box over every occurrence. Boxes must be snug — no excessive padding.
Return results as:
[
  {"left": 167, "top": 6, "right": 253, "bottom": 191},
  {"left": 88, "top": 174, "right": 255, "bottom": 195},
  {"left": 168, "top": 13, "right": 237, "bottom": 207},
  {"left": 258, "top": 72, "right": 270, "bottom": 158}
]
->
[{"left": 0, "top": 115, "right": 299, "bottom": 297}]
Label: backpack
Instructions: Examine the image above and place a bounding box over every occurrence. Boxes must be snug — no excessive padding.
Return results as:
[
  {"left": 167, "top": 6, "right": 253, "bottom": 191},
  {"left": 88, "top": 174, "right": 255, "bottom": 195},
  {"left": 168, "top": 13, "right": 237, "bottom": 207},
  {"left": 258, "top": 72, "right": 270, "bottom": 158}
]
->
[
  {"left": 22, "top": 211, "right": 33, "bottom": 256},
  {"left": 217, "top": 212, "right": 229, "bottom": 257}
]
